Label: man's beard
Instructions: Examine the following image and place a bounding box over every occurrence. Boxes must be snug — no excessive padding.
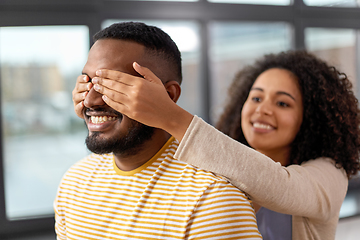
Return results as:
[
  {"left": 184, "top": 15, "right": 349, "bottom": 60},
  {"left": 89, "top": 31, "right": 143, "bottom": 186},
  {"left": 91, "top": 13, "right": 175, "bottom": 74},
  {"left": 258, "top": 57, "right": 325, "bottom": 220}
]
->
[{"left": 85, "top": 119, "right": 155, "bottom": 157}]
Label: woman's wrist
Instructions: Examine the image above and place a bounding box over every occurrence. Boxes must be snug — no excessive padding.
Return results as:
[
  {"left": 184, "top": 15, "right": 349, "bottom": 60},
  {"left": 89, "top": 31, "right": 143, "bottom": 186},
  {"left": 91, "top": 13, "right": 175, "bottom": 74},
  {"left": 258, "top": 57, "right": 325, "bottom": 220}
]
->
[{"left": 163, "top": 104, "right": 193, "bottom": 142}]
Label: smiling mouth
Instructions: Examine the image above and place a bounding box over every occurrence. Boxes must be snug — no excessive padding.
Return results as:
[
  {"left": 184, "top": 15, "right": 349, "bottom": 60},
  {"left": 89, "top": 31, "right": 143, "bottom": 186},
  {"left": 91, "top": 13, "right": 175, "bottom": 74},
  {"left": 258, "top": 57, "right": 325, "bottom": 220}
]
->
[
  {"left": 253, "top": 122, "right": 274, "bottom": 130},
  {"left": 90, "top": 115, "right": 119, "bottom": 124}
]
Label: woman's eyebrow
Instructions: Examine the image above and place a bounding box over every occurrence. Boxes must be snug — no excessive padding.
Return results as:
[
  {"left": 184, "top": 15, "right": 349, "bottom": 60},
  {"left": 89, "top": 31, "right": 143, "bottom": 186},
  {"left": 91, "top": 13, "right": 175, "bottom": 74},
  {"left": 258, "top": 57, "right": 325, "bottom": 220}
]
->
[
  {"left": 277, "top": 91, "right": 296, "bottom": 101},
  {"left": 250, "top": 87, "right": 263, "bottom": 92},
  {"left": 251, "top": 87, "right": 296, "bottom": 101}
]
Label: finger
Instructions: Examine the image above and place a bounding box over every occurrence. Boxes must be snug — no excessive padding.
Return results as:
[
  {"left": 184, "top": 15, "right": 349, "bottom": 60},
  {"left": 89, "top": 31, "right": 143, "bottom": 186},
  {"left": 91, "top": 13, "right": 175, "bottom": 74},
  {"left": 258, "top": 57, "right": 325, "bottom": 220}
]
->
[
  {"left": 79, "top": 74, "right": 90, "bottom": 83},
  {"left": 93, "top": 83, "right": 128, "bottom": 104},
  {"left": 73, "top": 91, "right": 88, "bottom": 104},
  {"left": 101, "top": 95, "right": 128, "bottom": 115},
  {"left": 73, "top": 75, "right": 92, "bottom": 102},
  {"left": 133, "top": 62, "right": 163, "bottom": 85},
  {"left": 92, "top": 76, "right": 139, "bottom": 99},
  {"left": 75, "top": 82, "right": 93, "bottom": 92},
  {"left": 75, "top": 75, "right": 91, "bottom": 89},
  {"left": 74, "top": 101, "right": 85, "bottom": 119},
  {"left": 73, "top": 75, "right": 90, "bottom": 120},
  {"left": 95, "top": 69, "right": 131, "bottom": 85},
  {"left": 92, "top": 77, "right": 127, "bottom": 93}
]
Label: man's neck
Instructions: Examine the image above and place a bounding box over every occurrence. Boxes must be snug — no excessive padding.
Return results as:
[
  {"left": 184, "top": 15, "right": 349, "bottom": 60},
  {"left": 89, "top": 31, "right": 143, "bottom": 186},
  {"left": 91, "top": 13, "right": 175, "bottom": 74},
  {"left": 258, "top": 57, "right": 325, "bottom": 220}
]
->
[{"left": 113, "top": 130, "right": 171, "bottom": 171}]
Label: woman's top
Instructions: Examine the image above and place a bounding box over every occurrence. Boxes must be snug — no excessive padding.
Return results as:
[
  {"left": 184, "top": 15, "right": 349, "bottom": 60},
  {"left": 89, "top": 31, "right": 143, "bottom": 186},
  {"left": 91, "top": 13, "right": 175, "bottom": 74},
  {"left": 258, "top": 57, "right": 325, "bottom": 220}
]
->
[
  {"left": 174, "top": 115, "right": 348, "bottom": 240},
  {"left": 256, "top": 207, "right": 292, "bottom": 240}
]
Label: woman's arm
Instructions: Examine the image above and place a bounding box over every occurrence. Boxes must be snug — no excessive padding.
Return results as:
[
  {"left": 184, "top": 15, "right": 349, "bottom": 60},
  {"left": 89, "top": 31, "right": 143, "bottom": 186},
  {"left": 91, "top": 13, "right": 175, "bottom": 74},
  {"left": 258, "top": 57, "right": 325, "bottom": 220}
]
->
[{"left": 176, "top": 115, "right": 348, "bottom": 220}]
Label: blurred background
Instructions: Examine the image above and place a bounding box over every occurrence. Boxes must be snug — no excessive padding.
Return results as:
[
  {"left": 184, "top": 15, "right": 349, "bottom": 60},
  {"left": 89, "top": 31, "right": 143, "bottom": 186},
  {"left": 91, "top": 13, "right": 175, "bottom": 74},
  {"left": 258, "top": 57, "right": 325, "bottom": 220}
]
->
[{"left": 0, "top": 0, "right": 360, "bottom": 239}]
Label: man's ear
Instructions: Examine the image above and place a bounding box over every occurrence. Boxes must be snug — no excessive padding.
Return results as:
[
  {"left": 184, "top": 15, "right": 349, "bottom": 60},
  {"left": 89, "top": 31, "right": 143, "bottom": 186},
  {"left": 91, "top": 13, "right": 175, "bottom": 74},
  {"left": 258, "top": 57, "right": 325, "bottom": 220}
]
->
[{"left": 164, "top": 81, "right": 181, "bottom": 103}]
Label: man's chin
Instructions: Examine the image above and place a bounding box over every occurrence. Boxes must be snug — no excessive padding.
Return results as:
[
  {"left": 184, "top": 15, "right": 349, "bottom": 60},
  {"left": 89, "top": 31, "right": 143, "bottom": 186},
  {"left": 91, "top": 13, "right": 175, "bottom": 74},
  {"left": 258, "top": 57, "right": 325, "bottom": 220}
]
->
[
  {"left": 85, "top": 123, "right": 155, "bottom": 157},
  {"left": 85, "top": 133, "right": 114, "bottom": 154}
]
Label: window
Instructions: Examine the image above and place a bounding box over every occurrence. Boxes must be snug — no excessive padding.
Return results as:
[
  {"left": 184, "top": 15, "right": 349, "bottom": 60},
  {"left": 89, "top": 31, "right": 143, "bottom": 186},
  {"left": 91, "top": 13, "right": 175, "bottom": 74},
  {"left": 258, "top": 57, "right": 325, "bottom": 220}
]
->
[
  {"left": 305, "top": 27, "right": 360, "bottom": 218},
  {"left": 305, "top": 28, "right": 358, "bottom": 93},
  {"left": 209, "top": 22, "right": 292, "bottom": 122},
  {"left": 0, "top": 26, "right": 89, "bottom": 220}
]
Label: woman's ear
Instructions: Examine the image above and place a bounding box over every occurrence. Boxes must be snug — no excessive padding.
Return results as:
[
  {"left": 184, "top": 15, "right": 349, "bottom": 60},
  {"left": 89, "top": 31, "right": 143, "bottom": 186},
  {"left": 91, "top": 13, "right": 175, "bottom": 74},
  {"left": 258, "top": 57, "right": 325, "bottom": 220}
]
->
[{"left": 164, "top": 81, "right": 181, "bottom": 103}]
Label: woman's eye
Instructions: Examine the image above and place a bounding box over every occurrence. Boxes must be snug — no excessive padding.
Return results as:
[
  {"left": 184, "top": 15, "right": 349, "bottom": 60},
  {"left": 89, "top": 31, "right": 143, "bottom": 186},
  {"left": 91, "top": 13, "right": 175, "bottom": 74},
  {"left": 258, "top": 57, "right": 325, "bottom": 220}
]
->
[
  {"left": 252, "top": 97, "right": 261, "bottom": 102},
  {"left": 277, "top": 101, "right": 289, "bottom": 107}
]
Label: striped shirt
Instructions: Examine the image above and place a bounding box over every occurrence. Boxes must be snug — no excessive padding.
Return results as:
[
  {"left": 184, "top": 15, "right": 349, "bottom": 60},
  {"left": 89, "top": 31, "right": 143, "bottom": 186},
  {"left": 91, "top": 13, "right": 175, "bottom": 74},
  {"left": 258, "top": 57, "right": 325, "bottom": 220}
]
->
[{"left": 54, "top": 137, "right": 261, "bottom": 239}]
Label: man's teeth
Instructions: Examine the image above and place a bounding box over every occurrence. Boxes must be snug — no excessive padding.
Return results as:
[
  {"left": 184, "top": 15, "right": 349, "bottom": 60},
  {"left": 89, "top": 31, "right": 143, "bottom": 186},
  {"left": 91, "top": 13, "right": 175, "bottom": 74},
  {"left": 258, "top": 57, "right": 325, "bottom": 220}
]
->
[
  {"left": 253, "top": 122, "right": 273, "bottom": 130},
  {"left": 91, "top": 116, "right": 117, "bottom": 124}
]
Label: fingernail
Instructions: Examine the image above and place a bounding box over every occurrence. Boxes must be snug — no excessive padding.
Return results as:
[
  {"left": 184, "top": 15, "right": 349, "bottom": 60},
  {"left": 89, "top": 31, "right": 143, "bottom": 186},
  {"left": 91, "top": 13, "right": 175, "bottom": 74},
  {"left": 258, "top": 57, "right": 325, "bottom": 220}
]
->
[
  {"left": 92, "top": 77, "right": 98, "bottom": 84},
  {"left": 83, "top": 75, "right": 88, "bottom": 82},
  {"left": 87, "top": 83, "right": 92, "bottom": 90},
  {"left": 102, "top": 95, "right": 107, "bottom": 101},
  {"left": 134, "top": 62, "right": 140, "bottom": 68},
  {"left": 96, "top": 70, "right": 102, "bottom": 76},
  {"left": 94, "top": 84, "right": 100, "bottom": 91}
]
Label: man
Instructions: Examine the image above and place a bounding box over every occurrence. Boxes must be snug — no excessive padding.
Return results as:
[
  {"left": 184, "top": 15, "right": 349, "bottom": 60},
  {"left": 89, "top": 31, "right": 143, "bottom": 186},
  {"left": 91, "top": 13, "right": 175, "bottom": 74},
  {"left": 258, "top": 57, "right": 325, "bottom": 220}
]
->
[{"left": 55, "top": 22, "right": 261, "bottom": 239}]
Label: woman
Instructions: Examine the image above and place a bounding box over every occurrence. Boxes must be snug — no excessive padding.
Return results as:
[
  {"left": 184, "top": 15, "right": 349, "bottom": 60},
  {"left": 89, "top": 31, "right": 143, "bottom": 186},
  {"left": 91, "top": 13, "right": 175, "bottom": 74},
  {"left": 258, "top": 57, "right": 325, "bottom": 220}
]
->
[{"left": 73, "top": 50, "right": 360, "bottom": 239}]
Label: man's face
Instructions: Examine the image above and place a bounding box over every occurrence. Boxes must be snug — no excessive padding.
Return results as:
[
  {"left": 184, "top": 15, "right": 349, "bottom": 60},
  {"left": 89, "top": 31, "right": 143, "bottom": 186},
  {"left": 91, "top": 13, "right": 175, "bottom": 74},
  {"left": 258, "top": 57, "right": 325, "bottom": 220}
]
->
[{"left": 82, "top": 39, "right": 154, "bottom": 156}]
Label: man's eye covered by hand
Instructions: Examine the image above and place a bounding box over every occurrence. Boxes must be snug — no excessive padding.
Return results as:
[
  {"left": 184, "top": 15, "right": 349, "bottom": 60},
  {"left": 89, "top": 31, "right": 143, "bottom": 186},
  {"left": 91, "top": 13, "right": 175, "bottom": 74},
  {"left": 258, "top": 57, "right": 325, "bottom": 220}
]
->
[{"left": 72, "top": 74, "right": 93, "bottom": 119}]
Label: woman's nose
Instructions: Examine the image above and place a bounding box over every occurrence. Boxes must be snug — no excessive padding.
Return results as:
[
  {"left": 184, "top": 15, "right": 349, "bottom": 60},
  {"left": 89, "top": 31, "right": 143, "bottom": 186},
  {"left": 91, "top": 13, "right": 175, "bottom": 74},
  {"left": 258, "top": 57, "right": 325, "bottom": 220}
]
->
[
  {"left": 255, "top": 101, "right": 273, "bottom": 115},
  {"left": 83, "top": 87, "right": 106, "bottom": 109}
]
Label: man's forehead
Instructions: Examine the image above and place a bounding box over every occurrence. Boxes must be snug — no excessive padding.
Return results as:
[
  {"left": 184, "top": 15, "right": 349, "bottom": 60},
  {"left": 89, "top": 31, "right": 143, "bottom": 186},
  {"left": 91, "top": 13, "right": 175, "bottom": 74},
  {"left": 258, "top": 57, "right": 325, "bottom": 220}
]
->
[
  {"left": 91, "top": 39, "right": 144, "bottom": 57},
  {"left": 91, "top": 39, "right": 145, "bottom": 53},
  {"left": 83, "top": 39, "right": 146, "bottom": 76}
]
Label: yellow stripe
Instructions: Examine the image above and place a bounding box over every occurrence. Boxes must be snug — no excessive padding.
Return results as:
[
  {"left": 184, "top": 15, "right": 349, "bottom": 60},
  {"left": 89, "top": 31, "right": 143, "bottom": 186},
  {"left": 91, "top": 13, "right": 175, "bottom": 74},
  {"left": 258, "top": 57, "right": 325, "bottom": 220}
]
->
[
  {"left": 189, "top": 213, "right": 258, "bottom": 226},
  {"left": 65, "top": 211, "right": 188, "bottom": 234},
  {"left": 64, "top": 216, "right": 189, "bottom": 239},
  {"left": 59, "top": 178, "right": 224, "bottom": 198},
  {"left": 184, "top": 231, "right": 261, "bottom": 240},
  {"left": 58, "top": 197, "right": 198, "bottom": 217},
  {"left": 66, "top": 225, "right": 184, "bottom": 240},
  {"left": 57, "top": 190, "right": 207, "bottom": 208}
]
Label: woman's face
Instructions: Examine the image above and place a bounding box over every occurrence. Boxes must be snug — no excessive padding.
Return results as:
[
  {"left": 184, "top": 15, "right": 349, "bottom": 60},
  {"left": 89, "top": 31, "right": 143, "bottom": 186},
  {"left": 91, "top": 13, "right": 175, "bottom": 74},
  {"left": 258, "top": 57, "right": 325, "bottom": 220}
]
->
[{"left": 241, "top": 68, "right": 303, "bottom": 160}]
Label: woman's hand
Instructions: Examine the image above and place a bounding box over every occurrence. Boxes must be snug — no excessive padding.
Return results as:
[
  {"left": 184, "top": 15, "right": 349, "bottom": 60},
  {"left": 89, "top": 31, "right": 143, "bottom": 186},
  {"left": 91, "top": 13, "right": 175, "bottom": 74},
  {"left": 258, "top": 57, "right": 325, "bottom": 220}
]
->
[
  {"left": 91, "top": 62, "right": 193, "bottom": 141},
  {"left": 72, "top": 74, "right": 92, "bottom": 119}
]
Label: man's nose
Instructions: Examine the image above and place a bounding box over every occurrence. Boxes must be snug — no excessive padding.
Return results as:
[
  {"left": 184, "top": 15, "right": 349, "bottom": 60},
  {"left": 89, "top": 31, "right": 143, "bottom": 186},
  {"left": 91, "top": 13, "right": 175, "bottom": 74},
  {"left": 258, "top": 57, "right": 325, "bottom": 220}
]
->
[{"left": 83, "top": 87, "right": 106, "bottom": 109}]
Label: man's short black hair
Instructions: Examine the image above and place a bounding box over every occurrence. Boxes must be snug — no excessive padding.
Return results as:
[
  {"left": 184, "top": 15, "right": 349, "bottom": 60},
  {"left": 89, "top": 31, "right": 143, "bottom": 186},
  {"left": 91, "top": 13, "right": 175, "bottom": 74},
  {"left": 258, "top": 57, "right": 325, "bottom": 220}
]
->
[{"left": 93, "top": 21, "right": 182, "bottom": 84}]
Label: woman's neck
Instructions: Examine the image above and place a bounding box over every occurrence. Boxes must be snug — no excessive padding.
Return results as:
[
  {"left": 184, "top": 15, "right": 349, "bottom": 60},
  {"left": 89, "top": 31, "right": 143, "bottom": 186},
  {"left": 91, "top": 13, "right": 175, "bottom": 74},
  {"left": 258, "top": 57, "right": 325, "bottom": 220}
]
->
[{"left": 257, "top": 147, "right": 291, "bottom": 166}]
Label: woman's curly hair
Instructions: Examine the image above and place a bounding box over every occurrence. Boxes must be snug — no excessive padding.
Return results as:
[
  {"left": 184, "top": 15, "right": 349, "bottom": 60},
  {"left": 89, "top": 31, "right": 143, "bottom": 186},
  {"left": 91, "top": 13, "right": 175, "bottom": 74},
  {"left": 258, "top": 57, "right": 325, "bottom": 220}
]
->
[{"left": 216, "top": 50, "right": 360, "bottom": 178}]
